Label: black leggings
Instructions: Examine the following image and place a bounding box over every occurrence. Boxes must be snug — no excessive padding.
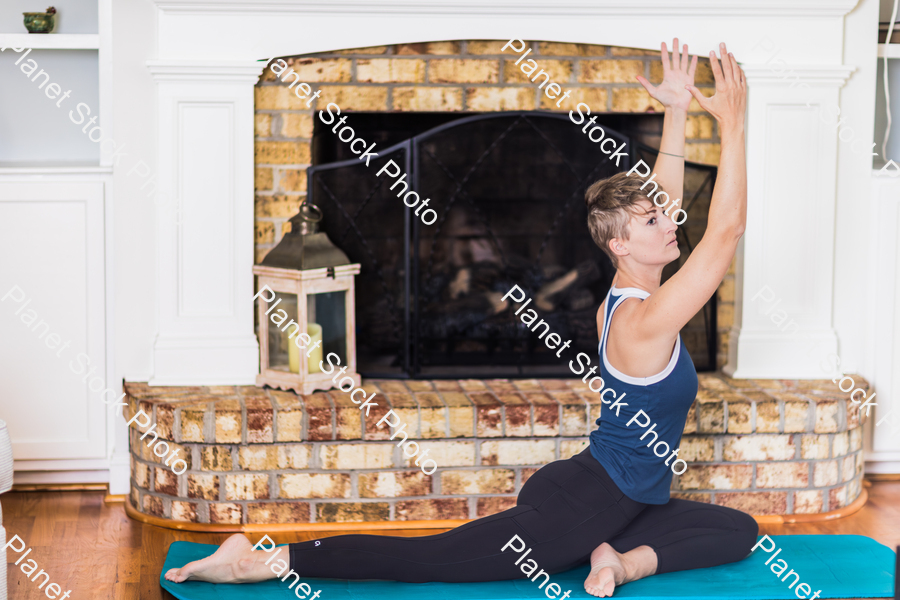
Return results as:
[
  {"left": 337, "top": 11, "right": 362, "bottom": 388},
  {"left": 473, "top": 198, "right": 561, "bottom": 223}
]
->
[{"left": 288, "top": 448, "right": 759, "bottom": 582}]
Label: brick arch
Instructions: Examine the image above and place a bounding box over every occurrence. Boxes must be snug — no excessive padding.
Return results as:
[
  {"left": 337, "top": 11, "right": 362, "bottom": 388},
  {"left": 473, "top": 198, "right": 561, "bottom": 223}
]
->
[{"left": 253, "top": 40, "right": 731, "bottom": 366}]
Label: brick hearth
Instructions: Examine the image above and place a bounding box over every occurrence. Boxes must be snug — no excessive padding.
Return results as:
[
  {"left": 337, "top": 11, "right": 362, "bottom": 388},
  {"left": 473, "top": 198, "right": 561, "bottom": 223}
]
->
[{"left": 124, "top": 374, "right": 867, "bottom": 525}]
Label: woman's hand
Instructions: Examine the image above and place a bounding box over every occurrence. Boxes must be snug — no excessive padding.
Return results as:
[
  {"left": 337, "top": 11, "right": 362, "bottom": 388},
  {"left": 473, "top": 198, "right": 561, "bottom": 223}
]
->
[
  {"left": 685, "top": 42, "right": 746, "bottom": 132},
  {"left": 636, "top": 38, "right": 697, "bottom": 113}
]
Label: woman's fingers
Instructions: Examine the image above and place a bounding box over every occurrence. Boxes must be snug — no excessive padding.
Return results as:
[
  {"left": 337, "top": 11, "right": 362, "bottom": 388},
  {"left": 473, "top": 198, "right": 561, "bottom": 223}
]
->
[
  {"left": 718, "top": 43, "right": 734, "bottom": 83},
  {"left": 729, "top": 53, "right": 743, "bottom": 87},
  {"left": 635, "top": 75, "right": 657, "bottom": 97},
  {"left": 661, "top": 38, "right": 696, "bottom": 75},
  {"left": 688, "top": 54, "right": 698, "bottom": 80},
  {"left": 708, "top": 49, "right": 724, "bottom": 85},
  {"left": 685, "top": 84, "right": 710, "bottom": 110}
]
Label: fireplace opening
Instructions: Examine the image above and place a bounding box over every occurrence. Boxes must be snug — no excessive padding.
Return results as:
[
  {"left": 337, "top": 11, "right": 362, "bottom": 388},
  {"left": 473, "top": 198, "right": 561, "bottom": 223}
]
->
[{"left": 308, "top": 112, "right": 716, "bottom": 378}]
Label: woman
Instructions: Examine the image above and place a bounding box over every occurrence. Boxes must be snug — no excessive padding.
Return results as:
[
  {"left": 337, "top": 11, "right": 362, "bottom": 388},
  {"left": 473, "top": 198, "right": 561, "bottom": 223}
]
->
[{"left": 166, "top": 39, "right": 757, "bottom": 598}]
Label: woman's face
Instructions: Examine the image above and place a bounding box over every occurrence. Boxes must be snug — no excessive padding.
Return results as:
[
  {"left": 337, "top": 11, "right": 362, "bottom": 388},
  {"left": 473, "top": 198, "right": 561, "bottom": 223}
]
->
[{"left": 616, "top": 199, "right": 680, "bottom": 266}]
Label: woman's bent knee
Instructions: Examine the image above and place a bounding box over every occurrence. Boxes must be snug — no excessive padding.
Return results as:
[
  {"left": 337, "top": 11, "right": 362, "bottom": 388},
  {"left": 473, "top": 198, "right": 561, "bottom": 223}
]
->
[{"left": 733, "top": 510, "right": 760, "bottom": 556}]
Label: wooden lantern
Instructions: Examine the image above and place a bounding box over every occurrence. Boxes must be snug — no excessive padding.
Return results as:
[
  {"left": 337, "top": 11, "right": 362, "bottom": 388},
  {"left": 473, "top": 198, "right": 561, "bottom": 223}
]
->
[{"left": 253, "top": 203, "right": 361, "bottom": 395}]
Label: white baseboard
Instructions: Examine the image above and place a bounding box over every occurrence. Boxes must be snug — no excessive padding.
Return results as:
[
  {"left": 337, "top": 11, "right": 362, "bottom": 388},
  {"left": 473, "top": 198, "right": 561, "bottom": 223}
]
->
[
  {"left": 151, "top": 334, "right": 259, "bottom": 385},
  {"left": 13, "top": 470, "right": 109, "bottom": 485},
  {"left": 107, "top": 455, "right": 130, "bottom": 495},
  {"left": 865, "top": 449, "right": 900, "bottom": 474},
  {"left": 14, "top": 458, "right": 110, "bottom": 471}
]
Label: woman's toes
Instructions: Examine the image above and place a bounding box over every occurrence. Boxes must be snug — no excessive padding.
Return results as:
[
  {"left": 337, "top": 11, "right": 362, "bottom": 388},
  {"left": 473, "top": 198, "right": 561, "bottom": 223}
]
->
[
  {"left": 584, "top": 565, "right": 616, "bottom": 598},
  {"left": 599, "top": 569, "right": 616, "bottom": 596}
]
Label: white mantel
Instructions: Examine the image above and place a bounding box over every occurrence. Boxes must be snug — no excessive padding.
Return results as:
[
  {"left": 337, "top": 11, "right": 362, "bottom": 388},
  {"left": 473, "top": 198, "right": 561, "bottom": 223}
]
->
[
  {"left": 150, "top": 0, "right": 857, "bottom": 63},
  {"left": 108, "top": 0, "right": 896, "bottom": 475}
]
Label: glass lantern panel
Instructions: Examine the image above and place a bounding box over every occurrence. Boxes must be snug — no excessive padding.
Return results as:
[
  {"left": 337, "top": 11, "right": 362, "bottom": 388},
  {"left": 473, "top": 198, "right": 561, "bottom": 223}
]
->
[
  {"left": 265, "top": 292, "right": 299, "bottom": 373},
  {"left": 307, "top": 291, "right": 347, "bottom": 373}
]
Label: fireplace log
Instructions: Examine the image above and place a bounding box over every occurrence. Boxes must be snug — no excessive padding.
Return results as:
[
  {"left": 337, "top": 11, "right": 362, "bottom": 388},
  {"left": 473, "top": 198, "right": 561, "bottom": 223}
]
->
[
  {"left": 535, "top": 261, "right": 601, "bottom": 311},
  {"left": 449, "top": 268, "right": 471, "bottom": 300}
]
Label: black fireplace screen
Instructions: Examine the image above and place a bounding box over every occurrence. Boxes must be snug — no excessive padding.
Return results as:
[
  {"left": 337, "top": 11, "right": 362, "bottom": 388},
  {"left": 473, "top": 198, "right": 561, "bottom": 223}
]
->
[{"left": 307, "top": 112, "right": 717, "bottom": 378}]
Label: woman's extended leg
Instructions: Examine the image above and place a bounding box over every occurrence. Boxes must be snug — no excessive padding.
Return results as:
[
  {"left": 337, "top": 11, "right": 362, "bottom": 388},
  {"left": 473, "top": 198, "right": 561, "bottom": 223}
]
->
[
  {"left": 582, "top": 499, "right": 759, "bottom": 596},
  {"left": 165, "top": 534, "right": 276, "bottom": 584},
  {"left": 167, "top": 448, "right": 646, "bottom": 585}
]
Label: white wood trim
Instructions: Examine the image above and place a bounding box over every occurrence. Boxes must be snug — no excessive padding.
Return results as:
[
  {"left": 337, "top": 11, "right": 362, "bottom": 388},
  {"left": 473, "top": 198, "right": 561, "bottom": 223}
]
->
[
  {"left": 151, "top": 0, "right": 859, "bottom": 17},
  {"left": 864, "top": 175, "right": 900, "bottom": 462},
  {"left": 725, "top": 68, "right": 847, "bottom": 379},
  {"left": 13, "top": 469, "right": 109, "bottom": 485},
  {"left": 98, "top": 0, "right": 114, "bottom": 169},
  {"left": 865, "top": 453, "right": 900, "bottom": 474},
  {"left": 0, "top": 33, "right": 100, "bottom": 50},
  {"left": 0, "top": 166, "right": 112, "bottom": 176},
  {"left": 13, "top": 458, "right": 111, "bottom": 471},
  {"left": 147, "top": 60, "right": 265, "bottom": 82},
  {"left": 149, "top": 4, "right": 853, "bottom": 64},
  {"left": 97, "top": 0, "right": 127, "bottom": 493},
  {"left": 0, "top": 181, "right": 109, "bottom": 462},
  {"left": 149, "top": 68, "right": 260, "bottom": 385},
  {"left": 739, "top": 65, "right": 856, "bottom": 85},
  {"left": 877, "top": 44, "right": 900, "bottom": 59}
]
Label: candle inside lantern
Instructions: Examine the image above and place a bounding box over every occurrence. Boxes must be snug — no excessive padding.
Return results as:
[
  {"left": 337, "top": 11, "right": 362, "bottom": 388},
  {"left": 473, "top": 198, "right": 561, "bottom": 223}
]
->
[
  {"left": 307, "top": 323, "right": 323, "bottom": 373},
  {"left": 289, "top": 323, "right": 323, "bottom": 374}
]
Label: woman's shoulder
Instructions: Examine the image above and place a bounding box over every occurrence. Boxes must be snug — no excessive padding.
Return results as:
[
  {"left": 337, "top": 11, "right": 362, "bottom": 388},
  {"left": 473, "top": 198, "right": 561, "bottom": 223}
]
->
[
  {"left": 595, "top": 299, "right": 606, "bottom": 341},
  {"left": 596, "top": 293, "right": 643, "bottom": 342}
]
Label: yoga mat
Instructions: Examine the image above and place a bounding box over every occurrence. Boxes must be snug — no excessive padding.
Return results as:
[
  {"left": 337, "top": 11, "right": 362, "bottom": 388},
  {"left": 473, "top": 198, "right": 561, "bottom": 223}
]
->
[{"left": 160, "top": 535, "right": 895, "bottom": 600}]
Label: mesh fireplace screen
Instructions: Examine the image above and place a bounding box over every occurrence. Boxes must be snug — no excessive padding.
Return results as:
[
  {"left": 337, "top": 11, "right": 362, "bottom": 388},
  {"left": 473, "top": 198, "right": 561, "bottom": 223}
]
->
[{"left": 308, "top": 112, "right": 717, "bottom": 378}]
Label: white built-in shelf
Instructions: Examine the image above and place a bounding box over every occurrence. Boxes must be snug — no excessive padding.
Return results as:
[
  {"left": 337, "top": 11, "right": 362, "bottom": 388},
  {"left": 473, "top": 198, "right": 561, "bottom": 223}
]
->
[
  {"left": 0, "top": 162, "right": 110, "bottom": 175},
  {"left": 878, "top": 43, "right": 900, "bottom": 59},
  {"left": 0, "top": 33, "right": 99, "bottom": 50}
]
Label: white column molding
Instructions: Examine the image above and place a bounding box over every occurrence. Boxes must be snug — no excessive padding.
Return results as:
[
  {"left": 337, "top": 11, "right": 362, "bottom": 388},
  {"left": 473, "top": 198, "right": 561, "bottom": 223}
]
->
[
  {"left": 148, "top": 60, "right": 264, "bottom": 385},
  {"left": 725, "top": 65, "right": 854, "bottom": 379},
  {"left": 864, "top": 173, "right": 900, "bottom": 473}
]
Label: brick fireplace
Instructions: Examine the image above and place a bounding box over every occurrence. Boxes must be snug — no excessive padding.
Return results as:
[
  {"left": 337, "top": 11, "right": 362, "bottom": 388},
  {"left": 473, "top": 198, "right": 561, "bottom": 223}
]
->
[
  {"left": 125, "top": 373, "right": 866, "bottom": 525},
  {"left": 125, "top": 36, "right": 871, "bottom": 525},
  {"left": 252, "top": 40, "right": 734, "bottom": 370},
  {"left": 126, "top": 0, "right": 880, "bottom": 516}
]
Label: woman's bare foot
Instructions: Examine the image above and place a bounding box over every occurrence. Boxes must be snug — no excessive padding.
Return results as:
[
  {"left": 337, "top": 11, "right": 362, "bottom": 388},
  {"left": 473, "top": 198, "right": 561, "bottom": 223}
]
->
[
  {"left": 583, "top": 543, "right": 658, "bottom": 598},
  {"left": 164, "top": 533, "right": 279, "bottom": 584},
  {"left": 584, "top": 543, "right": 625, "bottom": 597}
]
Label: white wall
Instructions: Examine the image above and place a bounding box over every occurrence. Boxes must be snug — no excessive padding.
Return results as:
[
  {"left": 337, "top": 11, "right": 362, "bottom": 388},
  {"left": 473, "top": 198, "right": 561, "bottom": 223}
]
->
[
  {"left": 0, "top": 50, "right": 100, "bottom": 164},
  {"left": 839, "top": 0, "right": 900, "bottom": 473},
  {"left": 837, "top": 0, "right": 879, "bottom": 378},
  {"left": 103, "top": 0, "right": 159, "bottom": 492},
  {"left": 111, "top": 0, "right": 158, "bottom": 385}
]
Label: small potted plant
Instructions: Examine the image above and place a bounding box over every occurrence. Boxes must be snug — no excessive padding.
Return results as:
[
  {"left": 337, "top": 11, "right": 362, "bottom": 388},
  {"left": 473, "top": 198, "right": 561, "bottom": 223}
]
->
[{"left": 23, "top": 6, "right": 56, "bottom": 34}]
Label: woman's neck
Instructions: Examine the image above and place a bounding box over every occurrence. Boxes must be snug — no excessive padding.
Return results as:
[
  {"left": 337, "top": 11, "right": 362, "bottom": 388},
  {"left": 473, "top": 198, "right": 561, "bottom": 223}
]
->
[{"left": 613, "top": 267, "right": 663, "bottom": 294}]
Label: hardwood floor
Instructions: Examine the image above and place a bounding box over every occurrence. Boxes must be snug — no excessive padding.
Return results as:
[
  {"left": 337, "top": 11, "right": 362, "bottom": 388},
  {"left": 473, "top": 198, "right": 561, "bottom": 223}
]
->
[{"left": 3, "top": 481, "right": 898, "bottom": 600}]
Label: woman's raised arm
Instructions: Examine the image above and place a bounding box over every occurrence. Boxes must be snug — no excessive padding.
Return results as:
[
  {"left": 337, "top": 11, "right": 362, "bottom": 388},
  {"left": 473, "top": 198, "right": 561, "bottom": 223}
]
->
[
  {"left": 635, "top": 38, "right": 698, "bottom": 205},
  {"left": 635, "top": 42, "right": 747, "bottom": 342}
]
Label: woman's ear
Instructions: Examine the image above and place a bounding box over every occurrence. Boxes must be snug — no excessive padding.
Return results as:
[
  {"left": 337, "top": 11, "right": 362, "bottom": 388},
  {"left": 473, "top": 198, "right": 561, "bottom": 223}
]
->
[{"left": 608, "top": 237, "right": 628, "bottom": 260}]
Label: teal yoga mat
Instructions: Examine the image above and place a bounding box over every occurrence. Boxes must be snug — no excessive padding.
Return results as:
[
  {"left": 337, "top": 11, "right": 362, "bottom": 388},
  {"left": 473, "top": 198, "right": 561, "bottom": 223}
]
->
[{"left": 160, "top": 535, "right": 895, "bottom": 600}]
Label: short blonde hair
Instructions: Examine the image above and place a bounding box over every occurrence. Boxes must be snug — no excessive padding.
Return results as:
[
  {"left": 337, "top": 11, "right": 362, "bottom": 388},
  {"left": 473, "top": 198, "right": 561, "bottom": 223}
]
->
[{"left": 584, "top": 172, "right": 663, "bottom": 268}]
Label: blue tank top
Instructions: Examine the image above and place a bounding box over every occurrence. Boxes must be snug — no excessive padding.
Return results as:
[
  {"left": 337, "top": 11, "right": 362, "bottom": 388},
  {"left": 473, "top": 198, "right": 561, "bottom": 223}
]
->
[{"left": 588, "top": 286, "right": 699, "bottom": 504}]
